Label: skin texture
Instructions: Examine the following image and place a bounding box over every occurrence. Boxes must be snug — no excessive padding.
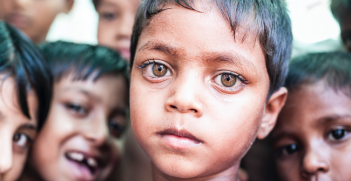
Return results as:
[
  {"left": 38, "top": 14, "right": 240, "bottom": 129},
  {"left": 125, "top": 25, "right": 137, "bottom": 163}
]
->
[
  {"left": 272, "top": 81, "right": 351, "bottom": 181},
  {"left": 23, "top": 74, "right": 128, "bottom": 181},
  {"left": 0, "top": 0, "right": 73, "bottom": 44},
  {"left": 130, "top": 2, "right": 287, "bottom": 181},
  {"left": 0, "top": 76, "right": 38, "bottom": 181},
  {"left": 338, "top": 14, "right": 351, "bottom": 52},
  {"left": 96, "top": 0, "right": 140, "bottom": 61}
]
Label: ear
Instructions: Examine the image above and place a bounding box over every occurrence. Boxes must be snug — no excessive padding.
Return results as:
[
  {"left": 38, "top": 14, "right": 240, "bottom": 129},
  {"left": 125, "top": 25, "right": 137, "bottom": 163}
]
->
[
  {"left": 63, "top": 0, "right": 74, "bottom": 14},
  {"left": 257, "top": 87, "right": 287, "bottom": 139}
]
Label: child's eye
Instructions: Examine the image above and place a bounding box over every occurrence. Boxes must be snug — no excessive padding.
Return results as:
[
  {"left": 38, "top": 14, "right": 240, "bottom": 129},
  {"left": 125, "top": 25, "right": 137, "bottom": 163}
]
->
[
  {"left": 13, "top": 133, "right": 31, "bottom": 149},
  {"left": 276, "top": 144, "right": 298, "bottom": 157},
  {"left": 108, "top": 119, "right": 125, "bottom": 139},
  {"left": 212, "top": 72, "right": 247, "bottom": 93},
  {"left": 328, "top": 128, "right": 349, "bottom": 141},
  {"left": 65, "top": 103, "right": 88, "bottom": 116},
  {"left": 100, "top": 12, "right": 118, "bottom": 21},
  {"left": 136, "top": 60, "right": 172, "bottom": 81}
]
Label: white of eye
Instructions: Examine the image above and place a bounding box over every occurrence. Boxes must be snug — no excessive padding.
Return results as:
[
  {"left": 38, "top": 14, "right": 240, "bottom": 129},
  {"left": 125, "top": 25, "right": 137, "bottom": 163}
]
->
[{"left": 14, "top": 134, "right": 28, "bottom": 147}]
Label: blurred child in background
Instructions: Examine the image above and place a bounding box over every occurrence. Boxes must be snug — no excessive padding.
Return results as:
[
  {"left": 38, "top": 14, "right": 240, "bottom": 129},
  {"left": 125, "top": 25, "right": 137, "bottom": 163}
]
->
[
  {"left": 93, "top": 0, "right": 140, "bottom": 61},
  {"left": 271, "top": 52, "right": 351, "bottom": 180},
  {"left": 20, "top": 41, "right": 129, "bottom": 181},
  {"left": 331, "top": 0, "right": 351, "bottom": 52},
  {"left": 93, "top": 0, "right": 153, "bottom": 180},
  {"left": 0, "top": 0, "right": 74, "bottom": 44},
  {"left": 0, "top": 20, "right": 52, "bottom": 181}
]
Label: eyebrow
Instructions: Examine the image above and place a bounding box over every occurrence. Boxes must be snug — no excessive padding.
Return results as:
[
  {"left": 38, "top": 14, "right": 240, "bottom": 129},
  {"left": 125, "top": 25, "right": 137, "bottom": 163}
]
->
[
  {"left": 138, "top": 41, "right": 256, "bottom": 69},
  {"left": 61, "top": 87, "right": 102, "bottom": 103},
  {"left": 138, "top": 41, "right": 179, "bottom": 57},
  {"left": 317, "top": 115, "right": 351, "bottom": 124},
  {"left": 19, "top": 123, "right": 37, "bottom": 130}
]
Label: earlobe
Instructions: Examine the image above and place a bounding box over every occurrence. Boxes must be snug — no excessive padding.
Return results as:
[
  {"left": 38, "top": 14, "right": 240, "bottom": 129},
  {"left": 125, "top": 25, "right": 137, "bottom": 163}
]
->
[{"left": 257, "top": 87, "right": 287, "bottom": 139}]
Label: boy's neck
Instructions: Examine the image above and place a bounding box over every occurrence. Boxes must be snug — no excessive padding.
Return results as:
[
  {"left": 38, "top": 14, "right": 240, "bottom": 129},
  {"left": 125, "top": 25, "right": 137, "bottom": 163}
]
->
[{"left": 152, "top": 163, "right": 240, "bottom": 181}]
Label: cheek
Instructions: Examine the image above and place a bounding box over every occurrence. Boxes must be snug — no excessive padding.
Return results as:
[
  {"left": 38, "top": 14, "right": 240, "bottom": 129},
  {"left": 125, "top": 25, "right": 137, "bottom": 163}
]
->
[
  {"left": 97, "top": 22, "right": 118, "bottom": 46},
  {"left": 5, "top": 153, "right": 27, "bottom": 181}
]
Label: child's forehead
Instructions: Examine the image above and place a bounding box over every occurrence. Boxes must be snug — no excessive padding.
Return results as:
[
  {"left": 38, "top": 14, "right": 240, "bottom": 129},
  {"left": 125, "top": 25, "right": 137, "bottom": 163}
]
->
[
  {"left": 138, "top": 4, "right": 266, "bottom": 71},
  {"left": 275, "top": 82, "right": 351, "bottom": 134}
]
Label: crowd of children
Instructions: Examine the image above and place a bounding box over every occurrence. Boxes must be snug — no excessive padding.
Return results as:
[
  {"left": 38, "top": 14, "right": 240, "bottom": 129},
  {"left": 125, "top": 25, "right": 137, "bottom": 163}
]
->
[{"left": 0, "top": 0, "right": 351, "bottom": 181}]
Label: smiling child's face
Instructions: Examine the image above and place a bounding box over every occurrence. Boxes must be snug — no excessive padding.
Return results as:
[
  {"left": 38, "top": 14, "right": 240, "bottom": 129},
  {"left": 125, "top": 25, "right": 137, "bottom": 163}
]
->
[
  {"left": 0, "top": 0, "right": 72, "bottom": 43},
  {"left": 0, "top": 76, "right": 38, "bottom": 181},
  {"left": 29, "top": 73, "right": 128, "bottom": 181},
  {"left": 130, "top": 3, "right": 285, "bottom": 180},
  {"left": 97, "top": 0, "right": 140, "bottom": 61},
  {"left": 272, "top": 81, "right": 351, "bottom": 181}
]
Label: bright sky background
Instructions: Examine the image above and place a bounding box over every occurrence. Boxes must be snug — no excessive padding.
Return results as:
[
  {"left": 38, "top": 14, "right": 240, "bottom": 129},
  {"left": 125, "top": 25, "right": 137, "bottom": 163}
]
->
[{"left": 46, "top": 0, "right": 341, "bottom": 46}]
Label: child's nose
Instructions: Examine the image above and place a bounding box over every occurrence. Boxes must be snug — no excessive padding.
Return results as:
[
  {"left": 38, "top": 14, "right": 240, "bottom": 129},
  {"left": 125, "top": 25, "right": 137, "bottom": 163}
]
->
[
  {"left": 301, "top": 144, "right": 330, "bottom": 178},
  {"left": 82, "top": 115, "right": 109, "bottom": 146},
  {"left": 0, "top": 134, "right": 13, "bottom": 174},
  {"left": 165, "top": 74, "right": 203, "bottom": 117}
]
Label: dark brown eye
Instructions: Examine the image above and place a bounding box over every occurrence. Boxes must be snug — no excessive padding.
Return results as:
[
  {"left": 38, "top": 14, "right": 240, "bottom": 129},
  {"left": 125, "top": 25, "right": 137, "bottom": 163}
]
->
[
  {"left": 152, "top": 63, "right": 167, "bottom": 77},
  {"left": 221, "top": 73, "right": 236, "bottom": 87}
]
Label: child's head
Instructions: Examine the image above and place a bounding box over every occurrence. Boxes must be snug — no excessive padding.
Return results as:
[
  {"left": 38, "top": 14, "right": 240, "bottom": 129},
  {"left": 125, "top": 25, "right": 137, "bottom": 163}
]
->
[
  {"left": 0, "top": 0, "right": 74, "bottom": 44},
  {"left": 0, "top": 21, "right": 52, "bottom": 180},
  {"left": 271, "top": 52, "right": 351, "bottom": 181},
  {"left": 331, "top": 0, "right": 351, "bottom": 52},
  {"left": 129, "top": 0, "right": 292, "bottom": 180},
  {"left": 93, "top": 0, "right": 140, "bottom": 61},
  {"left": 27, "top": 41, "right": 129, "bottom": 181}
]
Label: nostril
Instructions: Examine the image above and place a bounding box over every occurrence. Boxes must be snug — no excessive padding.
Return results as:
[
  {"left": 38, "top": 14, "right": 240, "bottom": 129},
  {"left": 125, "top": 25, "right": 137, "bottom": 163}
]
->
[
  {"left": 170, "top": 105, "right": 177, "bottom": 109},
  {"left": 191, "top": 109, "right": 197, "bottom": 113}
]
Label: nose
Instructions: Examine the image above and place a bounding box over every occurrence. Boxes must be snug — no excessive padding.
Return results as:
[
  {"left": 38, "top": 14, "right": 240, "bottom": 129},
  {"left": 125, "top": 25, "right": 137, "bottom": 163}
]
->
[
  {"left": 117, "top": 14, "right": 134, "bottom": 40},
  {"left": 301, "top": 144, "right": 330, "bottom": 177},
  {"left": 0, "top": 133, "right": 13, "bottom": 174},
  {"left": 165, "top": 72, "right": 203, "bottom": 117},
  {"left": 82, "top": 114, "right": 109, "bottom": 146}
]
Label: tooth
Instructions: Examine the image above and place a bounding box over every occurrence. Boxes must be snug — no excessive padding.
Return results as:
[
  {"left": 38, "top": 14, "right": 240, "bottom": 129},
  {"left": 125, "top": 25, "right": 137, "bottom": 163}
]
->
[
  {"left": 69, "top": 152, "right": 84, "bottom": 162},
  {"left": 87, "top": 158, "right": 97, "bottom": 167}
]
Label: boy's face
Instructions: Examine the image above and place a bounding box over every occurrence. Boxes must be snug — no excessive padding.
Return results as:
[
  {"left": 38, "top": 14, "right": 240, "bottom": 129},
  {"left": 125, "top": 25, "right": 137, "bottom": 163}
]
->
[
  {"left": 338, "top": 14, "right": 351, "bottom": 52},
  {"left": 29, "top": 74, "right": 128, "bottom": 181},
  {"left": 272, "top": 81, "right": 351, "bottom": 181},
  {"left": 0, "top": 76, "right": 38, "bottom": 181},
  {"left": 0, "top": 0, "right": 73, "bottom": 44},
  {"left": 130, "top": 3, "right": 284, "bottom": 179},
  {"left": 97, "top": 0, "right": 140, "bottom": 61}
]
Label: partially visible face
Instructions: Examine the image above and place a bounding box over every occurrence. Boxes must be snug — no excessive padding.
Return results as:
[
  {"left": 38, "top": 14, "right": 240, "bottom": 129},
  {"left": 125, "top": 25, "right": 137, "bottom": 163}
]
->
[
  {"left": 338, "top": 14, "right": 351, "bottom": 52},
  {"left": 0, "top": 0, "right": 72, "bottom": 44},
  {"left": 130, "top": 3, "right": 271, "bottom": 180},
  {"left": 272, "top": 81, "right": 351, "bottom": 181},
  {"left": 30, "top": 74, "right": 128, "bottom": 181},
  {"left": 0, "top": 76, "right": 38, "bottom": 181},
  {"left": 97, "top": 0, "right": 140, "bottom": 61}
]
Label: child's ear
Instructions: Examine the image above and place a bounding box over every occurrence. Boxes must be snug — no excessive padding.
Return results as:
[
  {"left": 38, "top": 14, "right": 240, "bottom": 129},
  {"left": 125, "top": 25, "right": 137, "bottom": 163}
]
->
[
  {"left": 257, "top": 87, "right": 287, "bottom": 139},
  {"left": 63, "top": 0, "right": 74, "bottom": 14}
]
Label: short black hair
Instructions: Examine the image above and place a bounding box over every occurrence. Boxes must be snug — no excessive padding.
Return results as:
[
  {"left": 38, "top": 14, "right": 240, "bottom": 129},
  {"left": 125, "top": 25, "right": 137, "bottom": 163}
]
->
[
  {"left": 130, "top": 0, "right": 292, "bottom": 97},
  {"left": 330, "top": 0, "right": 351, "bottom": 22},
  {"left": 39, "top": 41, "right": 129, "bottom": 97},
  {"left": 92, "top": 0, "right": 99, "bottom": 9},
  {"left": 0, "top": 21, "right": 52, "bottom": 130},
  {"left": 285, "top": 52, "right": 351, "bottom": 96}
]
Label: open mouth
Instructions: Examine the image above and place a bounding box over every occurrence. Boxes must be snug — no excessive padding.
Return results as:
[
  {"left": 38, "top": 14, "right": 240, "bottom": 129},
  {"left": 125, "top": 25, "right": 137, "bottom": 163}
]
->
[{"left": 65, "top": 151, "right": 102, "bottom": 179}]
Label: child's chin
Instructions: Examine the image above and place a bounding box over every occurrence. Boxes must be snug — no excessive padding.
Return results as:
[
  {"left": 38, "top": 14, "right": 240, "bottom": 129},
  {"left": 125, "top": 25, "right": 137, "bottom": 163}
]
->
[{"left": 154, "top": 159, "right": 210, "bottom": 179}]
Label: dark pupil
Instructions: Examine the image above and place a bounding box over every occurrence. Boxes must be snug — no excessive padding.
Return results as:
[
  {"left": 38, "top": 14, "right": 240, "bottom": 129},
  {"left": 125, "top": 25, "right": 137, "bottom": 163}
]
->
[
  {"left": 221, "top": 74, "right": 236, "bottom": 87},
  {"left": 286, "top": 144, "right": 297, "bottom": 154},
  {"left": 13, "top": 133, "right": 20, "bottom": 142},
  {"left": 331, "top": 129, "right": 345, "bottom": 140},
  {"left": 152, "top": 64, "right": 167, "bottom": 77},
  {"left": 109, "top": 122, "right": 124, "bottom": 138}
]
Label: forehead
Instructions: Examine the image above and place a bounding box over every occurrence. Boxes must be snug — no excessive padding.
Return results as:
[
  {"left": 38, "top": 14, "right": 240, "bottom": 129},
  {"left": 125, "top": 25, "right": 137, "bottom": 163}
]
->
[
  {"left": 275, "top": 81, "right": 351, "bottom": 133},
  {"left": 136, "top": 3, "right": 266, "bottom": 69},
  {"left": 55, "top": 74, "right": 128, "bottom": 106}
]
